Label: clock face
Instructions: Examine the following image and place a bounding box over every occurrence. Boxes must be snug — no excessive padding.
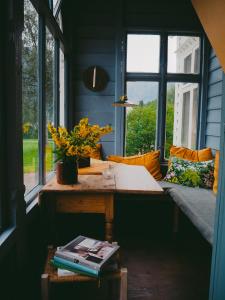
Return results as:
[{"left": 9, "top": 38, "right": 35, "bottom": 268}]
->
[{"left": 83, "top": 66, "right": 109, "bottom": 92}]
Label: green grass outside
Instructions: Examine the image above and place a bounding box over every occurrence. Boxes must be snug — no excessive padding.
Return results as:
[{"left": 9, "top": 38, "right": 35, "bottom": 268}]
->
[{"left": 23, "top": 139, "right": 54, "bottom": 173}]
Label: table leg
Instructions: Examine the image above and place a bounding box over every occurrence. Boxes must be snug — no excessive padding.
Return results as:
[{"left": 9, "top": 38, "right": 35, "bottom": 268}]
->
[
  {"left": 105, "top": 194, "right": 114, "bottom": 241},
  {"left": 41, "top": 274, "right": 49, "bottom": 300}
]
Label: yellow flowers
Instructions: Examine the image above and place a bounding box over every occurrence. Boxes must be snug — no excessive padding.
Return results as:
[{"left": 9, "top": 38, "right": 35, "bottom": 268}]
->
[{"left": 48, "top": 118, "right": 112, "bottom": 162}]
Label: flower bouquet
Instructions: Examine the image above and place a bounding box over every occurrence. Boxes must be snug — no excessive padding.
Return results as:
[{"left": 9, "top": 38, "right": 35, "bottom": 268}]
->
[{"left": 48, "top": 118, "right": 112, "bottom": 184}]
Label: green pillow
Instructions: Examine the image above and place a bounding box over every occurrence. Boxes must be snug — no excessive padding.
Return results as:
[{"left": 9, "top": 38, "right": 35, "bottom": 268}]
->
[{"left": 164, "top": 157, "right": 214, "bottom": 189}]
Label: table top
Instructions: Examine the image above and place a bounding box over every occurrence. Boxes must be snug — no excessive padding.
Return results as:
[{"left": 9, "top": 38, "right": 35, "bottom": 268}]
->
[{"left": 42, "top": 160, "right": 163, "bottom": 195}]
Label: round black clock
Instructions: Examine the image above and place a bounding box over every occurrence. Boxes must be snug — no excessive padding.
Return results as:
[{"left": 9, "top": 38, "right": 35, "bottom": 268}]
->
[{"left": 82, "top": 66, "right": 109, "bottom": 92}]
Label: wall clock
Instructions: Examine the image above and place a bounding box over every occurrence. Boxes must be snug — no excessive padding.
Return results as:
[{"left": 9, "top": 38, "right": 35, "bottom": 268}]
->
[{"left": 82, "top": 66, "right": 109, "bottom": 92}]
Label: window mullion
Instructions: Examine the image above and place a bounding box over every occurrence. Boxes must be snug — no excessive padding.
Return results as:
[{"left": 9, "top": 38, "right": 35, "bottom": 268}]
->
[
  {"left": 157, "top": 32, "right": 168, "bottom": 160},
  {"left": 197, "top": 35, "right": 209, "bottom": 149},
  {"left": 126, "top": 73, "right": 161, "bottom": 81},
  {"left": 38, "top": 15, "right": 46, "bottom": 185},
  {"left": 54, "top": 39, "right": 60, "bottom": 127},
  {"left": 166, "top": 73, "right": 200, "bottom": 83},
  {"left": 64, "top": 56, "right": 69, "bottom": 129}
]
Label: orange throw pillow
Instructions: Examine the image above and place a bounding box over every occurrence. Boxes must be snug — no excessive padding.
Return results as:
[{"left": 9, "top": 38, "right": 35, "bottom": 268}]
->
[
  {"left": 107, "top": 150, "right": 162, "bottom": 181},
  {"left": 170, "top": 146, "right": 213, "bottom": 162},
  {"left": 213, "top": 151, "right": 220, "bottom": 194}
]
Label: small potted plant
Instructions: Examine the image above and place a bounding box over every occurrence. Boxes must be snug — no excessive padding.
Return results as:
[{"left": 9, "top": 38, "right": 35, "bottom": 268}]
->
[
  {"left": 119, "top": 95, "right": 128, "bottom": 103},
  {"left": 48, "top": 118, "right": 112, "bottom": 184}
]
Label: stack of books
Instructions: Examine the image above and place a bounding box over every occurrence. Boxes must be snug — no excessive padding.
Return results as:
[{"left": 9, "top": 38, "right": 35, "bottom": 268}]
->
[{"left": 51, "top": 235, "right": 120, "bottom": 278}]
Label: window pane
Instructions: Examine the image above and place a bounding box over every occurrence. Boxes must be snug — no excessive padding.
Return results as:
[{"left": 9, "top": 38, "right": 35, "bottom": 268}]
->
[
  {"left": 45, "top": 27, "right": 55, "bottom": 176},
  {"left": 167, "top": 36, "right": 200, "bottom": 74},
  {"left": 125, "top": 82, "right": 158, "bottom": 155},
  {"left": 194, "top": 48, "right": 200, "bottom": 73},
  {"left": 22, "top": 0, "right": 39, "bottom": 195},
  {"left": 56, "top": 11, "right": 63, "bottom": 31},
  {"left": 53, "top": 0, "right": 58, "bottom": 9},
  {"left": 126, "top": 34, "right": 160, "bottom": 73},
  {"left": 59, "top": 49, "right": 65, "bottom": 126},
  {"left": 165, "top": 82, "right": 199, "bottom": 158}
]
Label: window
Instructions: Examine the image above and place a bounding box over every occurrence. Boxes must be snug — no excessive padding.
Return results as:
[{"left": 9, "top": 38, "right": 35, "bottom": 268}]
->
[
  {"left": 59, "top": 49, "right": 65, "bottom": 126},
  {"left": 45, "top": 27, "right": 55, "bottom": 177},
  {"left": 184, "top": 54, "right": 192, "bottom": 74},
  {"left": 191, "top": 88, "right": 199, "bottom": 148},
  {"left": 181, "top": 91, "right": 191, "bottom": 146},
  {"left": 125, "top": 82, "right": 158, "bottom": 155},
  {"left": 194, "top": 48, "right": 200, "bottom": 73},
  {"left": 167, "top": 36, "right": 200, "bottom": 74},
  {"left": 126, "top": 34, "right": 160, "bottom": 73},
  {"left": 56, "top": 11, "right": 63, "bottom": 32},
  {"left": 125, "top": 33, "right": 202, "bottom": 159},
  {"left": 22, "top": 0, "right": 39, "bottom": 195},
  {"left": 22, "top": 0, "right": 66, "bottom": 201},
  {"left": 49, "top": 0, "right": 59, "bottom": 10},
  {"left": 165, "top": 83, "right": 199, "bottom": 157}
]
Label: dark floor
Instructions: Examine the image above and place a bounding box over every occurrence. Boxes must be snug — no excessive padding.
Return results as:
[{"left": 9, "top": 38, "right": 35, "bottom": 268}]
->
[
  {"left": 51, "top": 197, "right": 212, "bottom": 300},
  {"left": 120, "top": 234, "right": 211, "bottom": 300}
]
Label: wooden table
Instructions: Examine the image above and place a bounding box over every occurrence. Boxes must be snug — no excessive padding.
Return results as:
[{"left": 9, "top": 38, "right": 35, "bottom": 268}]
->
[{"left": 39, "top": 162, "right": 163, "bottom": 242}]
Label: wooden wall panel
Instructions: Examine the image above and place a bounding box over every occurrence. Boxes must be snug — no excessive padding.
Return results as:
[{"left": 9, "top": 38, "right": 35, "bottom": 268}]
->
[{"left": 205, "top": 49, "right": 223, "bottom": 151}]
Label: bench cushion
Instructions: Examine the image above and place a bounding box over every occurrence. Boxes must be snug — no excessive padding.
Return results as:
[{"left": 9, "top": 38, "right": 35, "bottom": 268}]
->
[{"left": 159, "top": 181, "right": 216, "bottom": 244}]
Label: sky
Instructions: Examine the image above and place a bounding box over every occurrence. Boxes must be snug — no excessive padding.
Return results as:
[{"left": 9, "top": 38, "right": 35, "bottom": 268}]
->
[
  {"left": 126, "top": 34, "right": 178, "bottom": 105},
  {"left": 126, "top": 34, "right": 177, "bottom": 73}
]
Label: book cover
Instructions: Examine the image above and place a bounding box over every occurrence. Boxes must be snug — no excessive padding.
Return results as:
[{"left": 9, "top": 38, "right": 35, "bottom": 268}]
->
[
  {"left": 55, "top": 235, "right": 119, "bottom": 272},
  {"left": 52, "top": 255, "right": 119, "bottom": 278},
  {"left": 53, "top": 256, "right": 99, "bottom": 277}
]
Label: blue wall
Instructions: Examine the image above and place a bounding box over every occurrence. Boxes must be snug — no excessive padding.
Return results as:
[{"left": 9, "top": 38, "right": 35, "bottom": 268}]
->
[
  {"left": 70, "top": 1, "right": 116, "bottom": 158},
  {"left": 205, "top": 49, "right": 223, "bottom": 152},
  {"left": 64, "top": 0, "right": 202, "bottom": 157}
]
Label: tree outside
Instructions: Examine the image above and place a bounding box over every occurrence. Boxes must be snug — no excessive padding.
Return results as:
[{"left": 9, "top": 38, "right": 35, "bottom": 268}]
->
[
  {"left": 23, "top": 0, "right": 54, "bottom": 194},
  {"left": 125, "top": 84, "right": 175, "bottom": 157}
]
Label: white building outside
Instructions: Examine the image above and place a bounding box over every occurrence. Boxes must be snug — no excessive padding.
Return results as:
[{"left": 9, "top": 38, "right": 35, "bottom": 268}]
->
[{"left": 173, "top": 36, "right": 200, "bottom": 149}]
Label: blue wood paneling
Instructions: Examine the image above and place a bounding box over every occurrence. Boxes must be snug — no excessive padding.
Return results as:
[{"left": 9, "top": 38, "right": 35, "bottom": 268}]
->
[
  {"left": 205, "top": 49, "right": 223, "bottom": 151},
  {"left": 209, "top": 56, "right": 221, "bottom": 71},
  {"left": 207, "top": 96, "right": 222, "bottom": 110},
  {"left": 73, "top": 54, "right": 115, "bottom": 67},
  {"left": 209, "top": 75, "right": 225, "bottom": 300},
  {"left": 75, "top": 96, "right": 115, "bottom": 112},
  {"left": 66, "top": 0, "right": 203, "bottom": 156},
  {"left": 75, "top": 39, "right": 115, "bottom": 54},
  {"left": 75, "top": 26, "right": 116, "bottom": 39}
]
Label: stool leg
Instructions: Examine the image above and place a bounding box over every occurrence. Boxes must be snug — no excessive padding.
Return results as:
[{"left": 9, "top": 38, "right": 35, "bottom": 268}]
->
[
  {"left": 41, "top": 274, "right": 49, "bottom": 300},
  {"left": 119, "top": 268, "right": 127, "bottom": 300}
]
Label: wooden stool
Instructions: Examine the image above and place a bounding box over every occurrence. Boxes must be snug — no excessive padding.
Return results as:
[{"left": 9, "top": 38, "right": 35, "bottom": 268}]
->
[{"left": 41, "top": 247, "right": 127, "bottom": 300}]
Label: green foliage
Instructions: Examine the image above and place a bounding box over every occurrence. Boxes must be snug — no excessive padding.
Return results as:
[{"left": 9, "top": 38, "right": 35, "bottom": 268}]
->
[
  {"left": 126, "top": 85, "right": 175, "bottom": 156},
  {"left": 125, "top": 101, "right": 157, "bottom": 156},
  {"left": 179, "top": 169, "right": 201, "bottom": 187},
  {"left": 23, "top": 1, "right": 54, "bottom": 139},
  {"left": 23, "top": 139, "right": 54, "bottom": 173}
]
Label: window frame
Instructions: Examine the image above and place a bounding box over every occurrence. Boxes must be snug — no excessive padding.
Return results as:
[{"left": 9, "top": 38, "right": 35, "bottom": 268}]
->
[
  {"left": 124, "top": 30, "right": 203, "bottom": 160},
  {"left": 23, "top": 0, "right": 68, "bottom": 205},
  {"left": 0, "top": 5, "right": 5, "bottom": 233}
]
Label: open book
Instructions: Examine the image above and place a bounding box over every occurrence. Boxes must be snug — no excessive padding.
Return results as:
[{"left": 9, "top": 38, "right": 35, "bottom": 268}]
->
[{"left": 53, "top": 235, "right": 120, "bottom": 277}]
